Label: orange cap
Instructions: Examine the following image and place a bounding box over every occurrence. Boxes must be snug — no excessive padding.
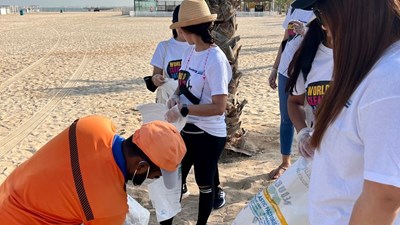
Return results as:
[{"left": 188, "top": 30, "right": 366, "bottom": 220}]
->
[{"left": 133, "top": 121, "right": 186, "bottom": 172}]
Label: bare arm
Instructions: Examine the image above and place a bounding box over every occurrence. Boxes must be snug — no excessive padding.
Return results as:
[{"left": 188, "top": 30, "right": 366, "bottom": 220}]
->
[
  {"left": 185, "top": 94, "right": 227, "bottom": 116},
  {"left": 152, "top": 66, "right": 163, "bottom": 76},
  {"left": 349, "top": 180, "right": 400, "bottom": 225},
  {"left": 273, "top": 30, "right": 289, "bottom": 70},
  {"left": 269, "top": 30, "right": 290, "bottom": 89},
  {"left": 151, "top": 66, "right": 165, "bottom": 87},
  {"left": 287, "top": 94, "right": 307, "bottom": 132}
]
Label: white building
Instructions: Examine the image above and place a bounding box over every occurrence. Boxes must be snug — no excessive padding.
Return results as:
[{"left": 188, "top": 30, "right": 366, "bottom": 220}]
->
[
  {"left": 0, "top": 7, "right": 6, "bottom": 15},
  {"left": 0, "top": 5, "right": 20, "bottom": 14}
]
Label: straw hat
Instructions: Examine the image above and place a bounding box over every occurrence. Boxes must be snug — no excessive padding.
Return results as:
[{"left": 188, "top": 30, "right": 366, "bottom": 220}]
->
[{"left": 170, "top": 0, "right": 217, "bottom": 29}]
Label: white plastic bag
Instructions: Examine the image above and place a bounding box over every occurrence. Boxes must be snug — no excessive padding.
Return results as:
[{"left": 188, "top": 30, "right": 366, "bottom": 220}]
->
[
  {"left": 124, "top": 195, "right": 150, "bottom": 225},
  {"left": 147, "top": 168, "right": 182, "bottom": 222},
  {"left": 136, "top": 103, "right": 186, "bottom": 222},
  {"left": 232, "top": 157, "right": 312, "bottom": 225},
  {"left": 137, "top": 103, "right": 187, "bottom": 131},
  {"left": 156, "top": 78, "right": 178, "bottom": 104}
]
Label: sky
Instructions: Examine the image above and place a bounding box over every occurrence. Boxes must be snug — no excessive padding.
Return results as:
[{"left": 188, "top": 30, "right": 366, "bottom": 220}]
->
[{"left": 0, "top": 0, "right": 134, "bottom": 7}]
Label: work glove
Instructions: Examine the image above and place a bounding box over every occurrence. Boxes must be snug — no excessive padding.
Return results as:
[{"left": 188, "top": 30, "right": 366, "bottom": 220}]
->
[
  {"left": 297, "top": 127, "right": 314, "bottom": 158},
  {"left": 165, "top": 104, "right": 182, "bottom": 123},
  {"left": 167, "top": 94, "right": 180, "bottom": 109}
]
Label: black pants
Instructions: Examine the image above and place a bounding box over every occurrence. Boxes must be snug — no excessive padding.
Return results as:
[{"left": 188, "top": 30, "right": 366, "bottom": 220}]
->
[{"left": 181, "top": 123, "right": 226, "bottom": 225}]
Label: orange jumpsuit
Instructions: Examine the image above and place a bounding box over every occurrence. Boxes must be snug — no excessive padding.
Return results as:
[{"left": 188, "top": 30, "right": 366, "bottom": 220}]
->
[{"left": 0, "top": 115, "right": 128, "bottom": 225}]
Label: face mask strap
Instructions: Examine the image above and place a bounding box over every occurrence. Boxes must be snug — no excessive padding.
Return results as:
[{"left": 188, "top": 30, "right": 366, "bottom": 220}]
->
[{"left": 131, "top": 161, "right": 150, "bottom": 185}]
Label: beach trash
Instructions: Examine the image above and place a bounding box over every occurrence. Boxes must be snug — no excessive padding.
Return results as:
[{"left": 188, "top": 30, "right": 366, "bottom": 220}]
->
[
  {"left": 19, "top": 9, "right": 24, "bottom": 16},
  {"left": 148, "top": 174, "right": 182, "bottom": 222},
  {"left": 136, "top": 103, "right": 187, "bottom": 132},
  {"left": 124, "top": 195, "right": 150, "bottom": 225}
]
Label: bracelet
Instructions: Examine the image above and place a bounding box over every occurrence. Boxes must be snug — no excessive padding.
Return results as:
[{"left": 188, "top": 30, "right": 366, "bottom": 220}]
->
[{"left": 271, "top": 68, "right": 277, "bottom": 72}]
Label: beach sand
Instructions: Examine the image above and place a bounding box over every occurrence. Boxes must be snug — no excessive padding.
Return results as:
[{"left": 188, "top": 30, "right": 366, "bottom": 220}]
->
[{"left": 0, "top": 12, "right": 299, "bottom": 224}]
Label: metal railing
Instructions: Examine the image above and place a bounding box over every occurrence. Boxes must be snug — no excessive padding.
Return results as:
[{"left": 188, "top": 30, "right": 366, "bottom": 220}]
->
[{"left": 123, "top": 10, "right": 279, "bottom": 17}]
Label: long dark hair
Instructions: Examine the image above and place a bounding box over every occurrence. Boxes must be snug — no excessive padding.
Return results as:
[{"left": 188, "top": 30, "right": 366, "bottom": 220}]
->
[
  {"left": 172, "top": 5, "right": 180, "bottom": 39},
  {"left": 286, "top": 19, "right": 325, "bottom": 94},
  {"left": 181, "top": 22, "right": 214, "bottom": 44},
  {"left": 311, "top": 0, "right": 400, "bottom": 147}
]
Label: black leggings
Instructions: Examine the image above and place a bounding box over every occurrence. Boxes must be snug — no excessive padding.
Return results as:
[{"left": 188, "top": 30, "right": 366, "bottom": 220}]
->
[
  {"left": 180, "top": 123, "right": 226, "bottom": 225},
  {"left": 182, "top": 157, "right": 221, "bottom": 187}
]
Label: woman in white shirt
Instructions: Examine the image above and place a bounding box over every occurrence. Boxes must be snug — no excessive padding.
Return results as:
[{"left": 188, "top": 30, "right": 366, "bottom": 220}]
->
[
  {"left": 146, "top": 6, "right": 191, "bottom": 225},
  {"left": 267, "top": 6, "right": 314, "bottom": 180},
  {"left": 292, "top": 0, "right": 400, "bottom": 224},
  {"left": 165, "top": 0, "right": 232, "bottom": 224},
  {"left": 286, "top": 18, "right": 333, "bottom": 158},
  {"left": 146, "top": 5, "right": 191, "bottom": 104}
]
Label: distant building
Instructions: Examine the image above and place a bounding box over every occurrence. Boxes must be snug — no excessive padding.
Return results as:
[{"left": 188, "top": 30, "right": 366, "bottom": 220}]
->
[
  {"left": 133, "top": 0, "right": 182, "bottom": 12},
  {"left": 26, "top": 5, "right": 40, "bottom": 13},
  {"left": 0, "top": 7, "right": 6, "bottom": 15},
  {"left": 155, "top": 0, "right": 182, "bottom": 11},
  {"left": 0, "top": 5, "right": 20, "bottom": 15},
  {"left": 123, "top": 0, "right": 183, "bottom": 16},
  {"left": 239, "top": 0, "right": 274, "bottom": 12}
]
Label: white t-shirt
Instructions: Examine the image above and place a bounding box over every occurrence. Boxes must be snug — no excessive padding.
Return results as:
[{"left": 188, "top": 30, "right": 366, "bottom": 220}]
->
[
  {"left": 150, "top": 38, "right": 191, "bottom": 80},
  {"left": 309, "top": 41, "right": 400, "bottom": 225},
  {"left": 278, "top": 7, "right": 315, "bottom": 77},
  {"left": 292, "top": 43, "right": 333, "bottom": 127},
  {"left": 178, "top": 45, "right": 232, "bottom": 137}
]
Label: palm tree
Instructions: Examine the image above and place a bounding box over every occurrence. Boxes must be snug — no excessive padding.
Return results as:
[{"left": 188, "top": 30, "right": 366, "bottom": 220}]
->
[{"left": 206, "top": 0, "right": 251, "bottom": 155}]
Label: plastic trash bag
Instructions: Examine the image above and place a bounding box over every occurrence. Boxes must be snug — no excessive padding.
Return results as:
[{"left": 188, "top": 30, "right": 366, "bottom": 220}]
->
[
  {"left": 124, "top": 195, "right": 150, "bottom": 225},
  {"left": 137, "top": 103, "right": 187, "bottom": 131},
  {"left": 136, "top": 102, "right": 186, "bottom": 222},
  {"left": 147, "top": 168, "right": 182, "bottom": 222},
  {"left": 232, "top": 157, "right": 312, "bottom": 225},
  {"left": 156, "top": 78, "right": 178, "bottom": 104}
]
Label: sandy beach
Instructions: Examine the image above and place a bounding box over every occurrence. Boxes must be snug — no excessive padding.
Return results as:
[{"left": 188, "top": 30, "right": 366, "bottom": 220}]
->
[{"left": 0, "top": 12, "right": 300, "bottom": 224}]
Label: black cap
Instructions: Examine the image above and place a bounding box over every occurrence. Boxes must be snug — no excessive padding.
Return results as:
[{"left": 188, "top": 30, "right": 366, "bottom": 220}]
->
[
  {"left": 172, "top": 5, "right": 180, "bottom": 23},
  {"left": 291, "top": 0, "right": 317, "bottom": 10}
]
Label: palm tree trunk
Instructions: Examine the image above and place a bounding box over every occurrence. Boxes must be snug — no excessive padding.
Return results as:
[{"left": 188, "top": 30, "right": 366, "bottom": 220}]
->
[{"left": 206, "top": 0, "right": 252, "bottom": 156}]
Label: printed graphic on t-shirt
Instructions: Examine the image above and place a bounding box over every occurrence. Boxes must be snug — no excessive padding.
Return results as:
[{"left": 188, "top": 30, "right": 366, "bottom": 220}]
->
[
  {"left": 167, "top": 59, "right": 182, "bottom": 80},
  {"left": 287, "top": 23, "right": 296, "bottom": 41},
  {"left": 178, "top": 70, "right": 191, "bottom": 89},
  {"left": 306, "top": 81, "right": 330, "bottom": 111},
  {"left": 188, "top": 67, "right": 204, "bottom": 75}
]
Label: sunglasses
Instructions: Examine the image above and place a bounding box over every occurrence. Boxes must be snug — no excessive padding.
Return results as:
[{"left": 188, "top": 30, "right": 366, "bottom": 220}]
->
[{"left": 313, "top": 7, "right": 324, "bottom": 24}]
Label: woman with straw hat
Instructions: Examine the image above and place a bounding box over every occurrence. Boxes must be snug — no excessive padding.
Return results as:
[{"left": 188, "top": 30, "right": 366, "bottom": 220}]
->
[
  {"left": 165, "top": 0, "right": 232, "bottom": 224},
  {"left": 146, "top": 5, "right": 191, "bottom": 105}
]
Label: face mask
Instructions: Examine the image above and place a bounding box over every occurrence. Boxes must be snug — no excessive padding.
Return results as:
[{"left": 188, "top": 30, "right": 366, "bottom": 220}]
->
[{"left": 131, "top": 161, "right": 150, "bottom": 186}]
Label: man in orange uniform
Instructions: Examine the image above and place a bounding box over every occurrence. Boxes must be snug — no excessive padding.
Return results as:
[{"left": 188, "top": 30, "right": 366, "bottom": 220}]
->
[{"left": 0, "top": 115, "right": 186, "bottom": 225}]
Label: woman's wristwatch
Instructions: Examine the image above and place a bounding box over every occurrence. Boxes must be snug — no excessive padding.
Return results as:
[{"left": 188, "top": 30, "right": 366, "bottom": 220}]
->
[{"left": 180, "top": 104, "right": 189, "bottom": 117}]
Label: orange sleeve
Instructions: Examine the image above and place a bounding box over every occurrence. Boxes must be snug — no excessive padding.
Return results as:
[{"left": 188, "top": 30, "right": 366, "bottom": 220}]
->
[{"left": 84, "top": 214, "right": 126, "bottom": 225}]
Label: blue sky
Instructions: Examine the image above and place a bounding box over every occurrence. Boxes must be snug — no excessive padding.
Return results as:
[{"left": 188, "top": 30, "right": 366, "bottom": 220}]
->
[{"left": 0, "top": 0, "right": 134, "bottom": 7}]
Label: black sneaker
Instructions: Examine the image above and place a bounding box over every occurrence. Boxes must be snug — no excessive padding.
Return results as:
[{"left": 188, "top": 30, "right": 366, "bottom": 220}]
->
[
  {"left": 213, "top": 187, "right": 226, "bottom": 209},
  {"left": 182, "top": 183, "right": 190, "bottom": 199}
]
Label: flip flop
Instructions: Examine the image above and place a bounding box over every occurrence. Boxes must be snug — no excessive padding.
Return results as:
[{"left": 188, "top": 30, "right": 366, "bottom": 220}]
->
[{"left": 268, "top": 165, "right": 288, "bottom": 180}]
